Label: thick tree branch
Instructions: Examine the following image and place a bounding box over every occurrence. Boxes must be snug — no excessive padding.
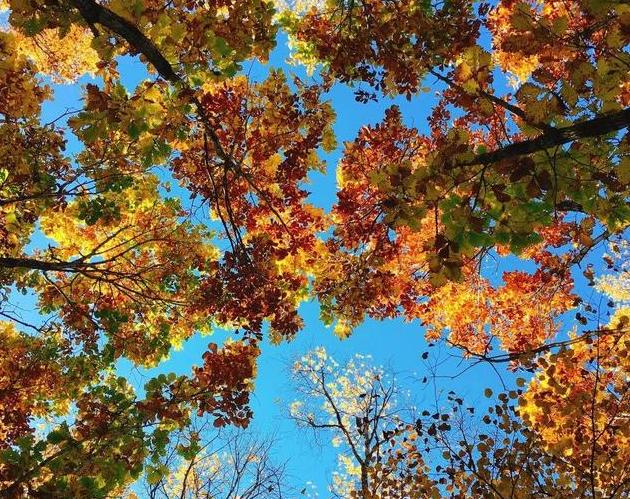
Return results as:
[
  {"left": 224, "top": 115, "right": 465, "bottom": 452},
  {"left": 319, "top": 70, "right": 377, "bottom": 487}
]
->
[
  {"left": 68, "top": 0, "right": 180, "bottom": 82},
  {"left": 0, "top": 256, "right": 88, "bottom": 272},
  {"left": 465, "top": 108, "right": 629, "bottom": 166}
]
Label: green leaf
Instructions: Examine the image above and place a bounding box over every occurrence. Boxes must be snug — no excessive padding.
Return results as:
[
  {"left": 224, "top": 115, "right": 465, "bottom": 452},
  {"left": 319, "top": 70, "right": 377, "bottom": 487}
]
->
[{"left": 214, "top": 37, "right": 231, "bottom": 57}]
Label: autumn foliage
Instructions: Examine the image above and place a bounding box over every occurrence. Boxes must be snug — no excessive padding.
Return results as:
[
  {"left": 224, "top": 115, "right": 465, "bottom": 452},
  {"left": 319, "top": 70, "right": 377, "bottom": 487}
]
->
[{"left": 0, "top": 0, "right": 628, "bottom": 495}]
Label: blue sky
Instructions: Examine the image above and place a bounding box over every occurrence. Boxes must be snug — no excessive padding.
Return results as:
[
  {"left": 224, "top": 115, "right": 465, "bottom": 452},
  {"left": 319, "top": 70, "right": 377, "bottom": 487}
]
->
[{"left": 22, "top": 27, "right": 611, "bottom": 496}]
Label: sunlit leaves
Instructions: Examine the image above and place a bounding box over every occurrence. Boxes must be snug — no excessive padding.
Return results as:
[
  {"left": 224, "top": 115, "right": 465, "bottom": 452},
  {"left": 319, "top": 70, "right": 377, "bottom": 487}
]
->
[
  {"left": 279, "top": 0, "right": 480, "bottom": 96},
  {"left": 12, "top": 24, "right": 99, "bottom": 83},
  {"left": 0, "top": 31, "right": 51, "bottom": 119}
]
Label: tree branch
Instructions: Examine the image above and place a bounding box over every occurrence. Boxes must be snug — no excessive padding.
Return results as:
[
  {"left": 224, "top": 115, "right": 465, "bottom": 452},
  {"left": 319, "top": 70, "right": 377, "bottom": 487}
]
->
[
  {"left": 0, "top": 256, "right": 88, "bottom": 272},
  {"left": 66, "top": 0, "right": 284, "bottom": 257},
  {"left": 68, "top": 0, "right": 180, "bottom": 82},
  {"left": 429, "top": 69, "right": 553, "bottom": 133},
  {"left": 464, "top": 108, "right": 629, "bottom": 167}
]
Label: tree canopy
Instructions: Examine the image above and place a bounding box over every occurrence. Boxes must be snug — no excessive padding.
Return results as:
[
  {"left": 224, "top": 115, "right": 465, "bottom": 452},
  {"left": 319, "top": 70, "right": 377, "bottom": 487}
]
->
[{"left": 0, "top": 0, "right": 628, "bottom": 496}]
